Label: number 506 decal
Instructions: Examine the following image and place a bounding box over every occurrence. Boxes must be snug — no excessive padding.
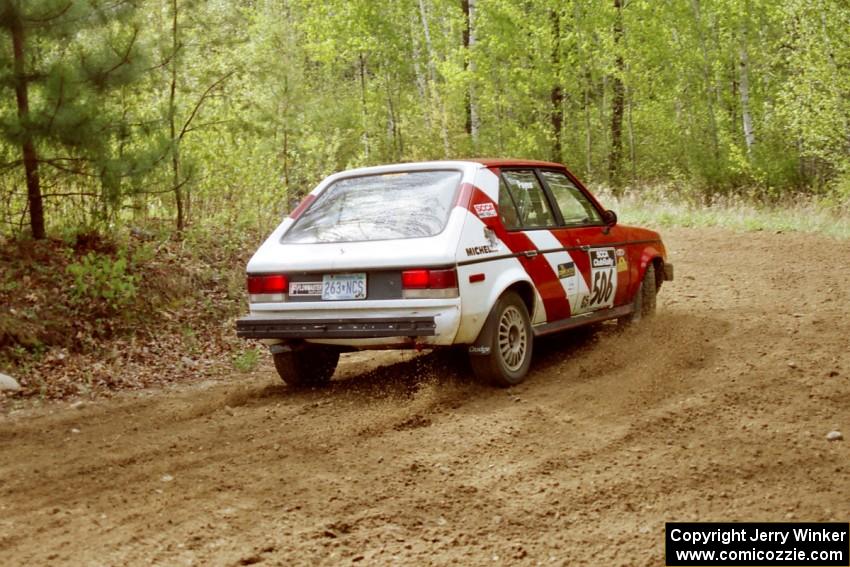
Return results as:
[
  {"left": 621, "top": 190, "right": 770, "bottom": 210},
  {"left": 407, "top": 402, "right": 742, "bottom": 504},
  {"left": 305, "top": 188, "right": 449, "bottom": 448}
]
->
[
  {"left": 588, "top": 270, "right": 614, "bottom": 304},
  {"left": 581, "top": 248, "right": 617, "bottom": 310}
]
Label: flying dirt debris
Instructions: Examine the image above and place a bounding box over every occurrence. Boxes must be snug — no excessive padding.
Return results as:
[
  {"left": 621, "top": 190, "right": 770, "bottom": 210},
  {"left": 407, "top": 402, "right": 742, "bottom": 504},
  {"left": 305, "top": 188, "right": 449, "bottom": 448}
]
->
[{"left": 0, "top": 227, "right": 848, "bottom": 565}]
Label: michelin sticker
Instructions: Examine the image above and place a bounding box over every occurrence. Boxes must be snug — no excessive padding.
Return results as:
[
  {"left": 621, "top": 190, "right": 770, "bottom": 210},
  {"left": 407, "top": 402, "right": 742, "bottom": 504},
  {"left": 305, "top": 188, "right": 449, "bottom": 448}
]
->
[{"left": 465, "top": 245, "right": 495, "bottom": 256}]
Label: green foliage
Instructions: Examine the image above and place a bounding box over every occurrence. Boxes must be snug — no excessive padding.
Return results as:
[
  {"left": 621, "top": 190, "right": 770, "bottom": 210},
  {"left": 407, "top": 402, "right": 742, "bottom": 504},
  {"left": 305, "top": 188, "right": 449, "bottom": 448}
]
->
[
  {"left": 232, "top": 348, "right": 262, "bottom": 373},
  {"left": 66, "top": 251, "right": 138, "bottom": 310},
  {"left": 0, "top": 0, "right": 847, "bottom": 238}
]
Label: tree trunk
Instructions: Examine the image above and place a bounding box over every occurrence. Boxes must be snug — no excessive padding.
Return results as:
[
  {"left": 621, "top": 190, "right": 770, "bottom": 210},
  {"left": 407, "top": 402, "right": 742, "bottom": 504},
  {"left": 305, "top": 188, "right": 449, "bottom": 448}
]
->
[
  {"left": 627, "top": 84, "right": 637, "bottom": 185},
  {"left": 418, "top": 0, "right": 450, "bottom": 156},
  {"left": 690, "top": 0, "right": 720, "bottom": 164},
  {"left": 462, "top": 0, "right": 479, "bottom": 149},
  {"left": 10, "top": 14, "right": 45, "bottom": 239},
  {"left": 385, "top": 78, "right": 403, "bottom": 158},
  {"left": 169, "top": 0, "right": 184, "bottom": 235},
  {"left": 461, "top": 0, "right": 471, "bottom": 137},
  {"left": 358, "top": 52, "right": 370, "bottom": 159},
  {"left": 550, "top": 10, "right": 563, "bottom": 163},
  {"left": 409, "top": 14, "right": 430, "bottom": 131},
  {"left": 584, "top": 76, "right": 592, "bottom": 178},
  {"left": 739, "top": 39, "right": 754, "bottom": 155},
  {"left": 608, "top": 0, "right": 625, "bottom": 189},
  {"left": 468, "top": 0, "right": 479, "bottom": 148}
]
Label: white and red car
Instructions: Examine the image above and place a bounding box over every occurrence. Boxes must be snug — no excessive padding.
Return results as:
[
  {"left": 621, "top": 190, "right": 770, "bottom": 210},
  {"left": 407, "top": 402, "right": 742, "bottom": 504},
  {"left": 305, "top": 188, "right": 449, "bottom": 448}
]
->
[{"left": 237, "top": 159, "right": 673, "bottom": 386}]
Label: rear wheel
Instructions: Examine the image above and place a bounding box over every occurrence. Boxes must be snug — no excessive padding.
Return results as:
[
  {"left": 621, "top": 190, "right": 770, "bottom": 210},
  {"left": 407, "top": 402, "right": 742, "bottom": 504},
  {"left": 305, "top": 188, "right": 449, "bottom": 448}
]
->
[
  {"left": 622, "top": 263, "right": 657, "bottom": 325},
  {"left": 470, "top": 292, "right": 534, "bottom": 387},
  {"left": 273, "top": 345, "right": 339, "bottom": 387}
]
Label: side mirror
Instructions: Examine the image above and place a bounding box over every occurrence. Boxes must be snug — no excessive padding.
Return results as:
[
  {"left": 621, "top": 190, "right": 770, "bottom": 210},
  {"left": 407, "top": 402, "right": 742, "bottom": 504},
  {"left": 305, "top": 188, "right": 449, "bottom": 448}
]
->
[{"left": 602, "top": 209, "right": 618, "bottom": 226}]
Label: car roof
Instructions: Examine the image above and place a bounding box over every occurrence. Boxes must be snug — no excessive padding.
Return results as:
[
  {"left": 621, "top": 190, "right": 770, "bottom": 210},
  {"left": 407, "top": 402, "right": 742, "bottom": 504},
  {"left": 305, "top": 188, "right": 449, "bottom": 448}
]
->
[
  {"left": 465, "top": 158, "right": 566, "bottom": 169},
  {"left": 321, "top": 159, "right": 570, "bottom": 183}
]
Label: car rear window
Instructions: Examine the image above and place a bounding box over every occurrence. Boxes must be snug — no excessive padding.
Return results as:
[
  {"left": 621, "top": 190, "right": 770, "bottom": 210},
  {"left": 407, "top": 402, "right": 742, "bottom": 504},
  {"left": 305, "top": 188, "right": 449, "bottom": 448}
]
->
[{"left": 282, "top": 170, "right": 462, "bottom": 244}]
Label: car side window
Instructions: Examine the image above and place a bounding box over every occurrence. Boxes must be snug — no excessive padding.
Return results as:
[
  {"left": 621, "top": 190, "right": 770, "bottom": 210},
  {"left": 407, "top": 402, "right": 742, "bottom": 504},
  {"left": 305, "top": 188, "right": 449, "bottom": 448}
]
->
[
  {"left": 498, "top": 178, "right": 521, "bottom": 229},
  {"left": 540, "top": 171, "right": 602, "bottom": 226},
  {"left": 501, "top": 170, "right": 556, "bottom": 229}
]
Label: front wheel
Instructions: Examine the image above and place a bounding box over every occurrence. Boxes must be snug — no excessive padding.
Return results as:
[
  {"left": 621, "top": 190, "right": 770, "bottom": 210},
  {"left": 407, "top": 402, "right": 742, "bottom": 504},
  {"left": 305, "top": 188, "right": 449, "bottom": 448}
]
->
[
  {"left": 470, "top": 291, "right": 534, "bottom": 387},
  {"left": 622, "top": 263, "right": 657, "bottom": 325},
  {"left": 273, "top": 345, "right": 339, "bottom": 387}
]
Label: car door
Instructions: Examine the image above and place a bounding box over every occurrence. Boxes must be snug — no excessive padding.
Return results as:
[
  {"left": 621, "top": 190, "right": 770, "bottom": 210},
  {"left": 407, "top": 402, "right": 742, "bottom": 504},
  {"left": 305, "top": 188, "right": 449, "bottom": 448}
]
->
[
  {"left": 497, "top": 170, "right": 571, "bottom": 324},
  {"left": 538, "top": 169, "right": 630, "bottom": 315}
]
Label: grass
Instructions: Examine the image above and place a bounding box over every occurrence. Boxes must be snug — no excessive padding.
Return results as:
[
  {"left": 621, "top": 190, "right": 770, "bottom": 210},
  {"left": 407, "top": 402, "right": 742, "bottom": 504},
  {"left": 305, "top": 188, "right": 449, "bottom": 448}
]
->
[
  {"left": 232, "top": 348, "right": 262, "bottom": 373},
  {"left": 594, "top": 188, "right": 850, "bottom": 239}
]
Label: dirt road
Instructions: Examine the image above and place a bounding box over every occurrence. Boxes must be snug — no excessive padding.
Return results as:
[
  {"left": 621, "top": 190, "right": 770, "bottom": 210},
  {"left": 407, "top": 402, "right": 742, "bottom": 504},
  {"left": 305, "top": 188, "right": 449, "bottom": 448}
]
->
[{"left": 1, "top": 227, "right": 848, "bottom": 566}]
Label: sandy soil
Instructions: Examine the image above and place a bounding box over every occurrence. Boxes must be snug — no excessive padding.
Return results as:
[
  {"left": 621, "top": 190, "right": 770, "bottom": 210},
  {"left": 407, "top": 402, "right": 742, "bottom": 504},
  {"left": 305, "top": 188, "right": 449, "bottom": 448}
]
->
[{"left": 1, "top": 227, "right": 848, "bottom": 566}]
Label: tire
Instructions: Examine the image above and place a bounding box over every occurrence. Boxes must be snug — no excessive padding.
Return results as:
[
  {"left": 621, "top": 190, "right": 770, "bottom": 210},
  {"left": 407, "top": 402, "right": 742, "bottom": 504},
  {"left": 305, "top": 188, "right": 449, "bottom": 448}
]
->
[
  {"left": 470, "top": 291, "right": 534, "bottom": 387},
  {"left": 622, "top": 263, "right": 657, "bottom": 325},
  {"left": 273, "top": 345, "right": 339, "bottom": 387}
]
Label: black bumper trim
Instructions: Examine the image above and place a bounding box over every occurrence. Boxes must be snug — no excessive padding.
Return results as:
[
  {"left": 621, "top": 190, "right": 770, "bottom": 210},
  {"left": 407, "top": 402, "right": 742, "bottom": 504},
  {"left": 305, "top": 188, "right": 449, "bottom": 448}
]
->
[
  {"left": 236, "top": 316, "right": 437, "bottom": 339},
  {"left": 532, "top": 304, "right": 633, "bottom": 337}
]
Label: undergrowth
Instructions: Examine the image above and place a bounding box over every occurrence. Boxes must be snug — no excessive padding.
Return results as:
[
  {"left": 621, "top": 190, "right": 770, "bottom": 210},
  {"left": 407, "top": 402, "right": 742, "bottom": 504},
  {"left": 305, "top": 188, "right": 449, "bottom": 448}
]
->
[
  {"left": 594, "top": 186, "right": 850, "bottom": 239},
  {"left": 0, "top": 226, "right": 265, "bottom": 401}
]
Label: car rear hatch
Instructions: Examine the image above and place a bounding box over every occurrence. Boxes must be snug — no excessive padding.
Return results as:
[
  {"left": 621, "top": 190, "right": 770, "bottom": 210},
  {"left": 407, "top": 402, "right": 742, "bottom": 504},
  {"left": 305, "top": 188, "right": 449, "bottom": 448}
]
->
[{"left": 237, "top": 165, "right": 477, "bottom": 341}]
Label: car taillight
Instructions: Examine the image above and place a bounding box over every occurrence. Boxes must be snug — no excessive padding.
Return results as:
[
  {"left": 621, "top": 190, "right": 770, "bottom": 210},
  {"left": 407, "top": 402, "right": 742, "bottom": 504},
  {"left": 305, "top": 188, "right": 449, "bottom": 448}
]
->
[
  {"left": 401, "top": 269, "right": 458, "bottom": 289},
  {"left": 401, "top": 270, "right": 430, "bottom": 289},
  {"left": 247, "top": 274, "right": 288, "bottom": 294}
]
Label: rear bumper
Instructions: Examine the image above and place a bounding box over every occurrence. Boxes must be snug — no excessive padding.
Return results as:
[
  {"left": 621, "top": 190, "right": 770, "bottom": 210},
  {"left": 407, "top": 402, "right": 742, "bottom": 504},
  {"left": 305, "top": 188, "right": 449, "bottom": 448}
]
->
[
  {"left": 236, "top": 315, "right": 436, "bottom": 339},
  {"left": 236, "top": 298, "right": 462, "bottom": 346}
]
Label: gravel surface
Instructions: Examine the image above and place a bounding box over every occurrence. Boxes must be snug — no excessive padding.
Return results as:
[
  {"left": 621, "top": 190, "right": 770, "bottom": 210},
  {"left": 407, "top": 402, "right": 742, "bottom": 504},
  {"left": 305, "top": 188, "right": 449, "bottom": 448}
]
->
[{"left": 1, "top": 227, "right": 848, "bottom": 566}]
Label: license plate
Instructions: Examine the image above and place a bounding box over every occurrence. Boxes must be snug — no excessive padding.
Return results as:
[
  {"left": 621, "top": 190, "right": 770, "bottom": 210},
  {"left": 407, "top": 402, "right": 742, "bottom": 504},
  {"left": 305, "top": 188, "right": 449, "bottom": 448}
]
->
[{"left": 321, "top": 273, "right": 367, "bottom": 300}]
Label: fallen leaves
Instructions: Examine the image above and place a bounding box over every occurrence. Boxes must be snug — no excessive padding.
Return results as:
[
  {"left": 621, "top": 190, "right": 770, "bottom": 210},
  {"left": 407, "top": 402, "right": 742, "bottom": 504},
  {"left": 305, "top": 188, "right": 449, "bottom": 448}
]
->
[{"left": 0, "top": 229, "right": 263, "bottom": 404}]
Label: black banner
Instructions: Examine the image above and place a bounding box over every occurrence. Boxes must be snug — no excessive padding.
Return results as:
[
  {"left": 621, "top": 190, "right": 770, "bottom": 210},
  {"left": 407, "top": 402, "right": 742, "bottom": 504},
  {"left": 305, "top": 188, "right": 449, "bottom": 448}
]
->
[{"left": 666, "top": 522, "right": 849, "bottom": 566}]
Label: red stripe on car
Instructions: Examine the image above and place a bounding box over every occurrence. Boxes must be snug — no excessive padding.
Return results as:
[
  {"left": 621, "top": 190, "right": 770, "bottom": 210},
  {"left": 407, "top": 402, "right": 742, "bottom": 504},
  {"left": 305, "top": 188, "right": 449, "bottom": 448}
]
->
[
  {"left": 454, "top": 182, "right": 475, "bottom": 207},
  {"left": 289, "top": 193, "right": 317, "bottom": 220},
  {"left": 466, "top": 186, "right": 571, "bottom": 321}
]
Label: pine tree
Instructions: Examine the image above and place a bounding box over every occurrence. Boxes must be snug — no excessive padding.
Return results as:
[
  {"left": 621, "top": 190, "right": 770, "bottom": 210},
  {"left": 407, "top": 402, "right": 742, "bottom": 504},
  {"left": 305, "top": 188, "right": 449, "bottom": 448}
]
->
[{"left": 0, "top": 0, "right": 144, "bottom": 238}]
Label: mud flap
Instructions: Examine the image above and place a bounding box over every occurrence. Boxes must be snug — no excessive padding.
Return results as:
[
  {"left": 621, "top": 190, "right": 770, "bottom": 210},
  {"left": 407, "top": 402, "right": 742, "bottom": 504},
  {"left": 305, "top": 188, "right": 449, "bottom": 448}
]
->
[
  {"left": 663, "top": 263, "right": 674, "bottom": 281},
  {"left": 468, "top": 307, "right": 500, "bottom": 356},
  {"left": 269, "top": 342, "right": 293, "bottom": 354}
]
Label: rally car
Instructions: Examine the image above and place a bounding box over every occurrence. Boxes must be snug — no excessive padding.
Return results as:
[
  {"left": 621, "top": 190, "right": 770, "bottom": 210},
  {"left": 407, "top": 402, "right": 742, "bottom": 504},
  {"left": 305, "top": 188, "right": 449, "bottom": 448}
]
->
[{"left": 236, "top": 159, "right": 673, "bottom": 387}]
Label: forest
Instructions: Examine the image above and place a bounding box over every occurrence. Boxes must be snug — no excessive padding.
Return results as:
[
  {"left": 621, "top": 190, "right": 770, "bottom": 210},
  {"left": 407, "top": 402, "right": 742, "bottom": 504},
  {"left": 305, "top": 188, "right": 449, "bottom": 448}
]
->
[{"left": 0, "top": 0, "right": 848, "bottom": 240}]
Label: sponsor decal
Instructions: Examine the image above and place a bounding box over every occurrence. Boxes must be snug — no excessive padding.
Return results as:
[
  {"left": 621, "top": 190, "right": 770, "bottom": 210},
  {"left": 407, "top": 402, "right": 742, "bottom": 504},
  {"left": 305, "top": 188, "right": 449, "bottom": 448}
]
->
[
  {"left": 615, "top": 248, "right": 626, "bottom": 257},
  {"left": 557, "top": 262, "right": 576, "bottom": 279},
  {"left": 617, "top": 256, "right": 628, "bottom": 272},
  {"left": 483, "top": 227, "right": 500, "bottom": 249},
  {"left": 590, "top": 248, "right": 616, "bottom": 268},
  {"left": 473, "top": 202, "right": 498, "bottom": 218},
  {"left": 581, "top": 247, "right": 617, "bottom": 310},
  {"left": 465, "top": 245, "right": 495, "bottom": 256},
  {"left": 289, "top": 281, "right": 322, "bottom": 296}
]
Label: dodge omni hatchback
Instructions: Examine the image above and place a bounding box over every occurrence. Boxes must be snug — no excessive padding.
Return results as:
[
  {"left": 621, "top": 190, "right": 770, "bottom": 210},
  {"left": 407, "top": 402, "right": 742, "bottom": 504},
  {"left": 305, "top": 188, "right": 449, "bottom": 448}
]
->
[{"left": 237, "top": 159, "right": 673, "bottom": 387}]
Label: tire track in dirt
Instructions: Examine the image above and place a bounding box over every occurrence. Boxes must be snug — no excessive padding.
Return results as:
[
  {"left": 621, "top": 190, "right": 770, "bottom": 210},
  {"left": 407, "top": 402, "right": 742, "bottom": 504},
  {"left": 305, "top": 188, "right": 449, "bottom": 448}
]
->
[{"left": 1, "top": 227, "right": 848, "bottom": 566}]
